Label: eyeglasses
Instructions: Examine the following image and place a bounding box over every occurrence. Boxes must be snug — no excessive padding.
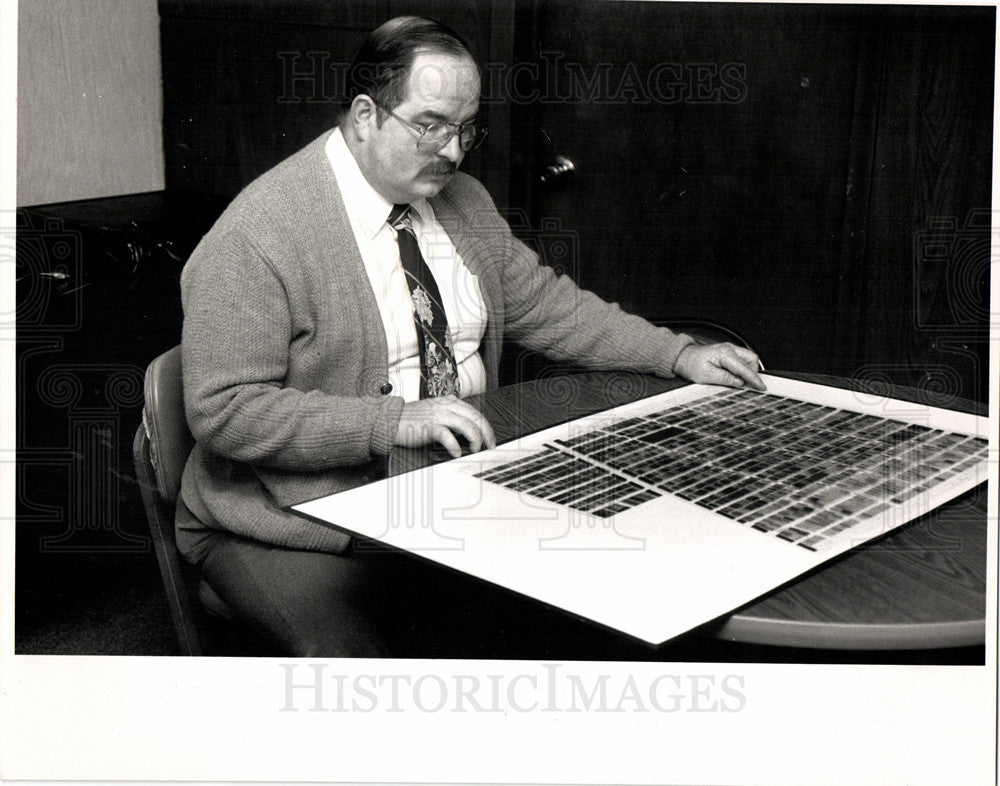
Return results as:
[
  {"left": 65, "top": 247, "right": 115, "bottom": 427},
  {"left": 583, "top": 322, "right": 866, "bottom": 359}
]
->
[{"left": 371, "top": 98, "right": 488, "bottom": 153}]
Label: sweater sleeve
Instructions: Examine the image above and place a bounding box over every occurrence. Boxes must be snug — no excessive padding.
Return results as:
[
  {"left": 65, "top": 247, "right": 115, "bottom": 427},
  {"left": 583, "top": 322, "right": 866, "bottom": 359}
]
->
[{"left": 180, "top": 225, "right": 403, "bottom": 471}]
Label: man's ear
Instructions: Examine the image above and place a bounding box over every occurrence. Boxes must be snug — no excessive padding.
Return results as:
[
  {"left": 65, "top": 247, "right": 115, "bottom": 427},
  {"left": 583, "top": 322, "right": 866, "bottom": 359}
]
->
[{"left": 347, "top": 95, "right": 377, "bottom": 142}]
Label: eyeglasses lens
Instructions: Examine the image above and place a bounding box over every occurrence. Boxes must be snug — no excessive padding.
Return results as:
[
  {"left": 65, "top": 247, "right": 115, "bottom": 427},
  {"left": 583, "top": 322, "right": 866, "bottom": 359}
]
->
[{"left": 416, "top": 125, "right": 486, "bottom": 152}]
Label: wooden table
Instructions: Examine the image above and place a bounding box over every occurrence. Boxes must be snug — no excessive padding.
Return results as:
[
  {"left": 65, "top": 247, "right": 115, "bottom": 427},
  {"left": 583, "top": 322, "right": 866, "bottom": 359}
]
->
[{"left": 391, "top": 371, "right": 988, "bottom": 650}]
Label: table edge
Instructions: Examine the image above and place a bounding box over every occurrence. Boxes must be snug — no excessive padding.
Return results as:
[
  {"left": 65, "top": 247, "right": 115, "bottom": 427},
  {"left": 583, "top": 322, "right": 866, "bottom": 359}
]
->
[{"left": 712, "top": 615, "right": 985, "bottom": 650}]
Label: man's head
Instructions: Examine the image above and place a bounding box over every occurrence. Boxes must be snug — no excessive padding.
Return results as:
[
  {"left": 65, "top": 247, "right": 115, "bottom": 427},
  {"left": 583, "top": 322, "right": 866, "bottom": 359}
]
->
[{"left": 341, "top": 17, "right": 483, "bottom": 205}]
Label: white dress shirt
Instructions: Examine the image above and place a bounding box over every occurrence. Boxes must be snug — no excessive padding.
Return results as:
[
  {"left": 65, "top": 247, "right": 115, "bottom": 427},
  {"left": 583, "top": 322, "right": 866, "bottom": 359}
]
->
[{"left": 325, "top": 128, "right": 488, "bottom": 402}]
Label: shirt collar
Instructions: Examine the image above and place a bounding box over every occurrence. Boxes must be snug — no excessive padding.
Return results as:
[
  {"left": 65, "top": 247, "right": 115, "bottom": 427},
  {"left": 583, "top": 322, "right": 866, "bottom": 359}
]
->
[{"left": 325, "top": 128, "right": 430, "bottom": 238}]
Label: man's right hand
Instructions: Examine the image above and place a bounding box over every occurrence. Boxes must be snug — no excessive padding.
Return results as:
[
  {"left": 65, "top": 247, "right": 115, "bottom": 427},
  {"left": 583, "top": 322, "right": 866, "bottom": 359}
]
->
[{"left": 394, "top": 396, "right": 497, "bottom": 458}]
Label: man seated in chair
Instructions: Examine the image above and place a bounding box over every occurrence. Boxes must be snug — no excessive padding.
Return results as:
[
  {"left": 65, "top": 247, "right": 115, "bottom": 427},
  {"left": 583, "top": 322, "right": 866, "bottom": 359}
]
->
[{"left": 177, "top": 15, "right": 764, "bottom": 656}]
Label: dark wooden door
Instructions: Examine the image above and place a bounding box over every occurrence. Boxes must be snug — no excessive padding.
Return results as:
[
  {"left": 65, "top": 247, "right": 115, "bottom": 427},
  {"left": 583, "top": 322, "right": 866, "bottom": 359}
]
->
[{"left": 509, "top": 1, "right": 993, "bottom": 399}]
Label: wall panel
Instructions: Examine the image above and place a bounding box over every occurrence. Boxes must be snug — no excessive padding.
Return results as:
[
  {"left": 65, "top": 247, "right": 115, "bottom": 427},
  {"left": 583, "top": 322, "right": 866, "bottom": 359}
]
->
[{"left": 17, "top": 0, "right": 164, "bottom": 205}]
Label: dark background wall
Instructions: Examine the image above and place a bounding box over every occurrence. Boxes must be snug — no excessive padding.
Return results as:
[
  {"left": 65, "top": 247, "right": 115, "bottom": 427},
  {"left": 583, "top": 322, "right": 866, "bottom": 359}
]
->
[{"left": 160, "top": 0, "right": 994, "bottom": 401}]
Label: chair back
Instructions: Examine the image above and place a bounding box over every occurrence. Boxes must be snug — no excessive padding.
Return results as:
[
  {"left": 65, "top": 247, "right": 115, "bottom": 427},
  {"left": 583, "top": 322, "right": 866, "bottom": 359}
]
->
[
  {"left": 142, "top": 346, "right": 194, "bottom": 501},
  {"left": 133, "top": 345, "right": 201, "bottom": 654}
]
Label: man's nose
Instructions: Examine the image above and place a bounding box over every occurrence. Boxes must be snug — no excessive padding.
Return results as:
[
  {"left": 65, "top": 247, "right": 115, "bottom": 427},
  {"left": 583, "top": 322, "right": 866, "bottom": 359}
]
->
[{"left": 437, "top": 133, "right": 464, "bottom": 163}]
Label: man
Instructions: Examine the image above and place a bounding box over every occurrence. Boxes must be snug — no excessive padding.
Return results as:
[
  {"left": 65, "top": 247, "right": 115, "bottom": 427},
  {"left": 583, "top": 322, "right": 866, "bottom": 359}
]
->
[{"left": 177, "top": 16, "right": 764, "bottom": 656}]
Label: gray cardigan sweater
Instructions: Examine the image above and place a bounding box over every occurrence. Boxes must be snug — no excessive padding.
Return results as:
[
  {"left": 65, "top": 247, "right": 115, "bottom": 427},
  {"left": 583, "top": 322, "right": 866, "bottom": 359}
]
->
[{"left": 176, "top": 131, "right": 693, "bottom": 562}]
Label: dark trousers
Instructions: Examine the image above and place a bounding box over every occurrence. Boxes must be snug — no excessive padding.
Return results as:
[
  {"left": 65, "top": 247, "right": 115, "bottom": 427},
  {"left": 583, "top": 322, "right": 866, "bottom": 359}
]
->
[{"left": 199, "top": 533, "right": 401, "bottom": 656}]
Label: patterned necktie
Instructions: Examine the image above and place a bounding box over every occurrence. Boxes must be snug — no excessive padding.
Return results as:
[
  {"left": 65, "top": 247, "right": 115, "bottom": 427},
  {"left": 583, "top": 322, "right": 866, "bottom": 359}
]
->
[{"left": 387, "top": 204, "right": 460, "bottom": 398}]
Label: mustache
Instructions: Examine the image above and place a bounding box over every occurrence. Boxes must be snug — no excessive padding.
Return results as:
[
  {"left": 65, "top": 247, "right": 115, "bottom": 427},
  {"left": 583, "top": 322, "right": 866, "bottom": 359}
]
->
[{"left": 421, "top": 162, "right": 458, "bottom": 177}]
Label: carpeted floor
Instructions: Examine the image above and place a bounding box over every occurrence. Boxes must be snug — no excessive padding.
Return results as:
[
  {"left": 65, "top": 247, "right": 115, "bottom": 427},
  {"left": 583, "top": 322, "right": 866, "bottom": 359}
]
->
[{"left": 16, "top": 551, "right": 181, "bottom": 656}]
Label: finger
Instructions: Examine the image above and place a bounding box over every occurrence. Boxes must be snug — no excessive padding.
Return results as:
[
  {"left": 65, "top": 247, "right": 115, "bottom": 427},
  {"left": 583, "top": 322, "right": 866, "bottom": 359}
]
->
[
  {"left": 477, "top": 413, "right": 496, "bottom": 450},
  {"left": 440, "top": 399, "right": 496, "bottom": 450},
  {"left": 432, "top": 424, "right": 464, "bottom": 459},
  {"left": 712, "top": 367, "right": 745, "bottom": 388},
  {"left": 730, "top": 345, "right": 760, "bottom": 367},
  {"left": 447, "top": 412, "right": 486, "bottom": 453},
  {"left": 729, "top": 346, "right": 766, "bottom": 386},
  {"left": 428, "top": 405, "right": 493, "bottom": 454},
  {"left": 719, "top": 353, "right": 765, "bottom": 391}
]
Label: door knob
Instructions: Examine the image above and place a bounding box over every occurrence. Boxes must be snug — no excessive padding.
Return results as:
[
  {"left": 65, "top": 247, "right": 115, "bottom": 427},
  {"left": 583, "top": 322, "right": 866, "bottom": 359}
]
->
[{"left": 539, "top": 155, "right": 576, "bottom": 185}]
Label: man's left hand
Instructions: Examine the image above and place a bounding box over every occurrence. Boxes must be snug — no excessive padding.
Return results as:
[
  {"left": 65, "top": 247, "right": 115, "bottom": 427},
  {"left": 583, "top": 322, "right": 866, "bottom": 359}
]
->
[{"left": 673, "top": 342, "right": 766, "bottom": 391}]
